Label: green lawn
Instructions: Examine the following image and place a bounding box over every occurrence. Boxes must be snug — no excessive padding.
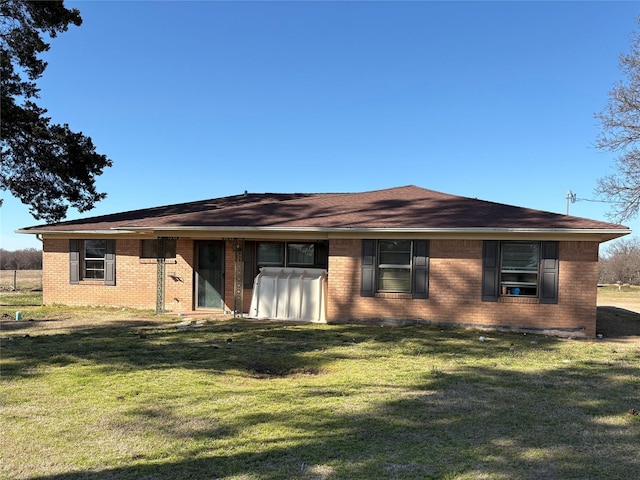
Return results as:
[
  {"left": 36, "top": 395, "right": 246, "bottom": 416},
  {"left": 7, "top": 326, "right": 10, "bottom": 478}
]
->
[
  {"left": 0, "top": 290, "right": 44, "bottom": 307},
  {"left": 597, "top": 283, "right": 640, "bottom": 301},
  {"left": 1, "top": 299, "right": 639, "bottom": 479}
]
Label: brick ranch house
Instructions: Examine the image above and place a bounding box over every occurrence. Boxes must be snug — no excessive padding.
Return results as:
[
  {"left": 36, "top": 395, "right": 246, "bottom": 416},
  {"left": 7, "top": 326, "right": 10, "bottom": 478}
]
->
[{"left": 18, "top": 185, "right": 630, "bottom": 337}]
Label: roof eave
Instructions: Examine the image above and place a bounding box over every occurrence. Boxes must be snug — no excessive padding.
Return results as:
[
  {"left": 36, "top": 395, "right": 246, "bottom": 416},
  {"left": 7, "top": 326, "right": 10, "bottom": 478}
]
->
[
  {"left": 15, "top": 228, "right": 140, "bottom": 237},
  {"left": 18, "top": 225, "right": 631, "bottom": 243}
]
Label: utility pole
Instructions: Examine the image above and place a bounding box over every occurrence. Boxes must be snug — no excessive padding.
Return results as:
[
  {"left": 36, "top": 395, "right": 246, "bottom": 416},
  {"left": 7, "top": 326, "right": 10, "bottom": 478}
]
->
[{"left": 566, "top": 190, "right": 577, "bottom": 215}]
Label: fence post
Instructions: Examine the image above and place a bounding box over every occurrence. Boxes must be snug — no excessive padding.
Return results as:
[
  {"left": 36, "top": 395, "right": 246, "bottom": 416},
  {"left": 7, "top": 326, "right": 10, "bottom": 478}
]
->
[{"left": 12, "top": 270, "right": 17, "bottom": 291}]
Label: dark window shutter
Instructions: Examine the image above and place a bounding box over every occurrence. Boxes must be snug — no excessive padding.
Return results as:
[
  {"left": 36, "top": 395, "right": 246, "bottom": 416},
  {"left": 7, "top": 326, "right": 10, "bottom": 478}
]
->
[
  {"left": 539, "top": 241, "right": 559, "bottom": 304},
  {"left": 482, "top": 241, "right": 500, "bottom": 302},
  {"left": 412, "top": 240, "right": 430, "bottom": 299},
  {"left": 69, "top": 240, "right": 80, "bottom": 284},
  {"left": 243, "top": 241, "right": 256, "bottom": 288},
  {"left": 361, "top": 239, "right": 376, "bottom": 297},
  {"left": 104, "top": 240, "right": 116, "bottom": 286},
  {"left": 315, "top": 241, "right": 329, "bottom": 269}
]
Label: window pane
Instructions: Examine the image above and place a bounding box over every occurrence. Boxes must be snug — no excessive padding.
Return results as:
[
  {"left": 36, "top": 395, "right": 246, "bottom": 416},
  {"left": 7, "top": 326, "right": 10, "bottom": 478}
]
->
[
  {"left": 141, "top": 239, "right": 176, "bottom": 259},
  {"left": 501, "top": 273, "right": 537, "bottom": 284},
  {"left": 501, "top": 284, "right": 537, "bottom": 296},
  {"left": 500, "top": 242, "right": 539, "bottom": 297},
  {"left": 288, "top": 243, "right": 314, "bottom": 265},
  {"left": 84, "top": 268, "right": 105, "bottom": 280},
  {"left": 141, "top": 240, "right": 157, "bottom": 258},
  {"left": 501, "top": 243, "right": 539, "bottom": 271},
  {"left": 378, "top": 268, "right": 411, "bottom": 292},
  {"left": 257, "top": 243, "right": 284, "bottom": 265},
  {"left": 164, "top": 240, "right": 177, "bottom": 258},
  {"left": 85, "top": 240, "right": 106, "bottom": 259},
  {"left": 379, "top": 240, "right": 411, "bottom": 266},
  {"left": 84, "top": 260, "right": 105, "bottom": 279},
  {"left": 84, "top": 240, "right": 106, "bottom": 280}
]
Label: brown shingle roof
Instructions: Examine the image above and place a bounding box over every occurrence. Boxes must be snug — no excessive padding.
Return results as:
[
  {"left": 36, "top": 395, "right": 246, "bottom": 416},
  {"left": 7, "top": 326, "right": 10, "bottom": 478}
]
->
[{"left": 19, "top": 185, "right": 629, "bottom": 234}]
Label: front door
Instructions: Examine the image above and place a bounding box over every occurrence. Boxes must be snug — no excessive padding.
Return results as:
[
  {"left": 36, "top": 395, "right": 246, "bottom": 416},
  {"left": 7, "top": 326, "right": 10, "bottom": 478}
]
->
[{"left": 195, "top": 241, "right": 224, "bottom": 309}]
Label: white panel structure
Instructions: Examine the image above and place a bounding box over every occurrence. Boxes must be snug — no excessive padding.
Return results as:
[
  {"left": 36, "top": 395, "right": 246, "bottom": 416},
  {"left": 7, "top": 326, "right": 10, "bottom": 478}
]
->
[{"left": 248, "top": 268, "right": 327, "bottom": 322}]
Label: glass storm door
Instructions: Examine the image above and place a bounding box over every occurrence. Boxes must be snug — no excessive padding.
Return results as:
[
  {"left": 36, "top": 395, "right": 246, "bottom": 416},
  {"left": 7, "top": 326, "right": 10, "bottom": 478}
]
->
[{"left": 196, "top": 241, "right": 224, "bottom": 309}]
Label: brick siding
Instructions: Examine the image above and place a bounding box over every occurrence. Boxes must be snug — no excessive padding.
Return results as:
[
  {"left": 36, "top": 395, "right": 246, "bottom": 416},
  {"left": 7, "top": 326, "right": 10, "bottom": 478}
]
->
[
  {"left": 42, "top": 237, "right": 600, "bottom": 336},
  {"left": 326, "top": 239, "right": 599, "bottom": 336},
  {"left": 43, "top": 238, "right": 194, "bottom": 312}
]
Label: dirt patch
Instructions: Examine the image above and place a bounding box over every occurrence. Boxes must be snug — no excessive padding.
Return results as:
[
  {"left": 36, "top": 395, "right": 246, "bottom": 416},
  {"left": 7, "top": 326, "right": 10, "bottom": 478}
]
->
[
  {"left": 0, "top": 309, "right": 234, "bottom": 336},
  {"left": 0, "top": 316, "right": 169, "bottom": 335}
]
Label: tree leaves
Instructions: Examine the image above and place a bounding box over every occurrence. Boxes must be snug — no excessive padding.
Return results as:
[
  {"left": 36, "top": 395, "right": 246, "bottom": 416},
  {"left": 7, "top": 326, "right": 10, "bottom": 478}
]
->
[{"left": 1, "top": 0, "right": 111, "bottom": 223}]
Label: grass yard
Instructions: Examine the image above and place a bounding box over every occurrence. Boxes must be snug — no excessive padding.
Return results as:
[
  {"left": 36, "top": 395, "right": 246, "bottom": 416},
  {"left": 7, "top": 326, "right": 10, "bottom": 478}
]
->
[
  {"left": 1, "top": 294, "right": 640, "bottom": 479},
  {"left": 597, "top": 284, "right": 640, "bottom": 310}
]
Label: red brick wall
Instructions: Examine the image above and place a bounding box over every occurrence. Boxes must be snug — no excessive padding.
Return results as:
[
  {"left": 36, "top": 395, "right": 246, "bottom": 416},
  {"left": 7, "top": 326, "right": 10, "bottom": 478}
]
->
[
  {"left": 165, "top": 239, "right": 195, "bottom": 312},
  {"left": 43, "top": 236, "right": 600, "bottom": 336},
  {"left": 326, "top": 239, "right": 600, "bottom": 336},
  {"left": 43, "top": 238, "right": 195, "bottom": 312}
]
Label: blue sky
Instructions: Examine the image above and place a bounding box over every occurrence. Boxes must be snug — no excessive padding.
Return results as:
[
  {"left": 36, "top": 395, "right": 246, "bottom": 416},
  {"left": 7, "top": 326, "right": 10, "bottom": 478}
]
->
[{"left": 2, "top": 0, "right": 639, "bottom": 250}]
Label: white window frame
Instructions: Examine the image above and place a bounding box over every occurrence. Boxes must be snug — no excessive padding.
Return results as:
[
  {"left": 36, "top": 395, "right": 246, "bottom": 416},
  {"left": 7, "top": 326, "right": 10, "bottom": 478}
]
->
[
  {"left": 83, "top": 239, "right": 107, "bottom": 280},
  {"left": 377, "top": 240, "right": 412, "bottom": 293},
  {"left": 499, "top": 242, "right": 540, "bottom": 297}
]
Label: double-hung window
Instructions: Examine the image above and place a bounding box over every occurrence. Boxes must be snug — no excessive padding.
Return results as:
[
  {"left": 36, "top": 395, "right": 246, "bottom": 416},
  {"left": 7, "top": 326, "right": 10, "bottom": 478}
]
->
[
  {"left": 377, "top": 240, "right": 412, "bottom": 292},
  {"left": 69, "top": 239, "right": 116, "bottom": 285},
  {"left": 361, "top": 239, "right": 429, "bottom": 298},
  {"left": 84, "top": 240, "right": 107, "bottom": 279},
  {"left": 482, "top": 240, "right": 559, "bottom": 303},
  {"left": 500, "top": 242, "right": 539, "bottom": 296}
]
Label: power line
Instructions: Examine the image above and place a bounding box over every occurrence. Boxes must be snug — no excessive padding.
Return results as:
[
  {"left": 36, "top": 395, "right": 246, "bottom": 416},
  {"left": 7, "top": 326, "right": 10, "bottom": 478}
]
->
[
  {"left": 566, "top": 190, "right": 616, "bottom": 215},
  {"left": 575, "top": 197, "right": 613, "bottom": 204}
]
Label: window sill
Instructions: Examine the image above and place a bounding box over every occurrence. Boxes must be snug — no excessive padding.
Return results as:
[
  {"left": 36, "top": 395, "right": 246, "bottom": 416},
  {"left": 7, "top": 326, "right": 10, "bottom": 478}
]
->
[
  {"left": 498, "top": 296, "right": 539, "bottom": 305},
  {"left": 375, "top": 292, "right": 413, "bottom": 300},
  {"left": 139, "top": 259, "right": 178, "bottom": 264},
  {"left": 79, "top": 280, "right": 105, "bottom": 285}
]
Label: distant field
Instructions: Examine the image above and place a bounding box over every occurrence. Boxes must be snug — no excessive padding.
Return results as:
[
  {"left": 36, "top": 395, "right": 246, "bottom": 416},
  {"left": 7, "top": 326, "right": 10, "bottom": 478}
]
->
[
  {"left": 597, "top": 284, "right": 640, "bottom": 313},
  {"left": 598, "top": 284, "right": 640, "bottom": 297},
  {"left": 0, "top": 269, "right": 42, "bottom": 291}
]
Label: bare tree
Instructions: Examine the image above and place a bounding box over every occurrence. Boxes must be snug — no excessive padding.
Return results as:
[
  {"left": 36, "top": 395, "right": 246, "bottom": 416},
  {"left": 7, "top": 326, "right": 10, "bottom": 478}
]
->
[
  {"left": 595, "top": 18, "right": 640, "bottom": 222},
  {"left": 599, "top": 237, "right": 640, "bottom": 285},
  {"left": 0, "top": 248, "right": 42, "bottom": 270}
]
